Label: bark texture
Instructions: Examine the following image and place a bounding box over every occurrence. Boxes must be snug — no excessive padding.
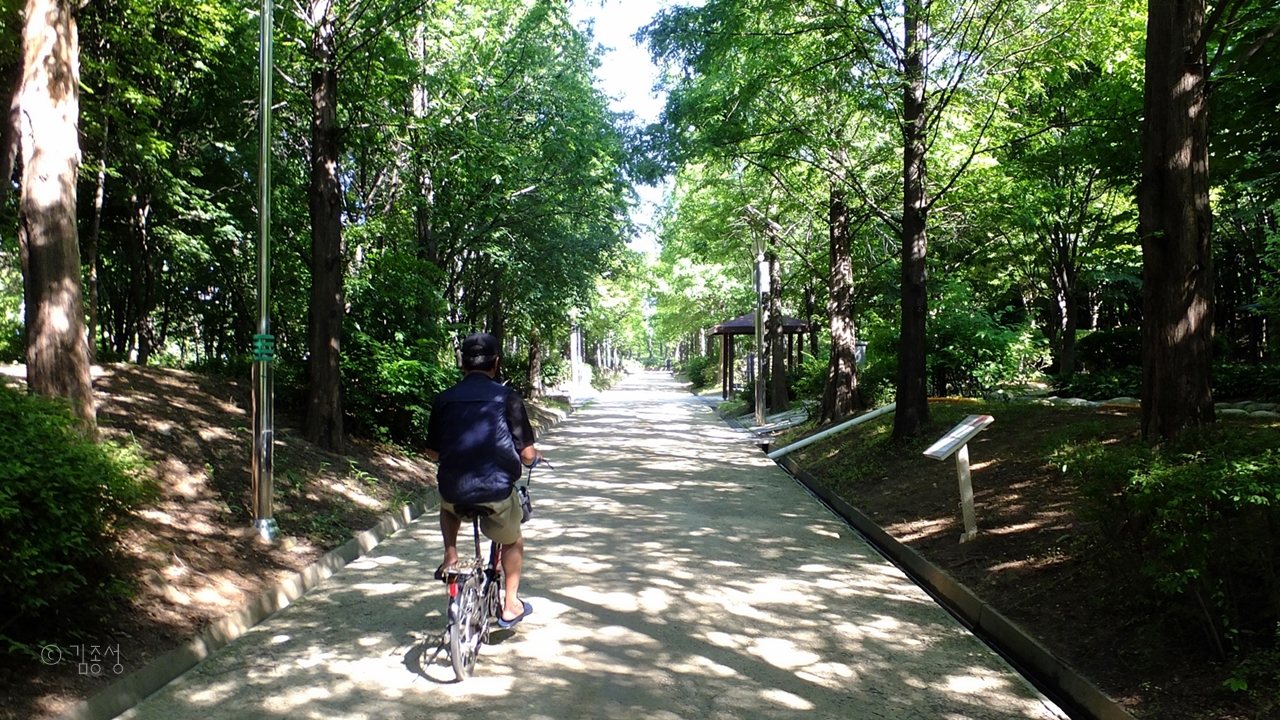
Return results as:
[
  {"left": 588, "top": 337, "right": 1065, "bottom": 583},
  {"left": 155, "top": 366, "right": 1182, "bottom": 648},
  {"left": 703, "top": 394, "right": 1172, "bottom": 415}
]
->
[
  {"left": 1137, "top": 0, "right": 1215, "bottom": 441},
  {"left": 821, "top": 186, "right": 860, "bottom": 423},
  {"left": 306, "top": 0, "right": 344, "bottom": 451},
  {"left": 17, "top": 0, "right": 96, "bottom": 434},
  {"left": 767, "top": 247, "right": 789, "bottom": 412},
  {"left": 894, "top": 7, "right": 932, "bottom": 438}
]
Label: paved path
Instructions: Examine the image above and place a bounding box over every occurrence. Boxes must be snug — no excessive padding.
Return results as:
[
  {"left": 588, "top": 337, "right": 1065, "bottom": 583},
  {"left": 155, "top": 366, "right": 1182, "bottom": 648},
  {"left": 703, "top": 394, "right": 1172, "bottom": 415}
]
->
[{"left": 122, "top": 373, "right": 1067, "bottom": 720}]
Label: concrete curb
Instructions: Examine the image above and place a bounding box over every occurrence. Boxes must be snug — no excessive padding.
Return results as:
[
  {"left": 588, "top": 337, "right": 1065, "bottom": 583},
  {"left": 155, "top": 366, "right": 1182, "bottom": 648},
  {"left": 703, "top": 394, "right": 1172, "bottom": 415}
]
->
[
  {"left": 59, "top": 397, "right": 572, "bottom": 720},
  {"left": 57, "top": 491, "right": 440, "bottom": 720},
  {"left": 772, "top": 453, "right": 1137, "bottom": 720}
]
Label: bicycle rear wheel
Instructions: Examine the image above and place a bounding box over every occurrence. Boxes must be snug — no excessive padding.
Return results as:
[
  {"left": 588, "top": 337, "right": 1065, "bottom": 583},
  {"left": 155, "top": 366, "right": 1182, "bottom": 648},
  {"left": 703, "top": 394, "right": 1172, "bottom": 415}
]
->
[{"left": 449, "top": 574, "right": 485, "bottom": 679}]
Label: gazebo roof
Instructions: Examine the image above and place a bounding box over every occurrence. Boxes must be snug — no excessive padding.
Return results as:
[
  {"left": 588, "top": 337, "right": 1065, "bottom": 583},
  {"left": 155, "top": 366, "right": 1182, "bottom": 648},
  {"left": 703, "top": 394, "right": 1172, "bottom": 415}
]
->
[{"left": 710, "top": 312, "right": 811, "bottom": 336}]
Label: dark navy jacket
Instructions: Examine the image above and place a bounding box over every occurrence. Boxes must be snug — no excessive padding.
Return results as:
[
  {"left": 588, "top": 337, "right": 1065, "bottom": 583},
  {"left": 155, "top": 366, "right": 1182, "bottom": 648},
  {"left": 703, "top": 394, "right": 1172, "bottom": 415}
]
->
[{"left": 425, "top": 373, "right": 533, "bottom": 505}]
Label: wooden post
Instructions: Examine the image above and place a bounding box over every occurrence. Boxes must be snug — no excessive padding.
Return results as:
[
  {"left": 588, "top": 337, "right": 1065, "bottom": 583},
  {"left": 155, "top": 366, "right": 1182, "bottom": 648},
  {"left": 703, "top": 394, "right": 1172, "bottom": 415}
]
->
[
  {"left": 720, "top": 334, "right": 729, "bottom": 399},
  {"left": 955, "top": 444, "right": 978, "bottom": 543}
]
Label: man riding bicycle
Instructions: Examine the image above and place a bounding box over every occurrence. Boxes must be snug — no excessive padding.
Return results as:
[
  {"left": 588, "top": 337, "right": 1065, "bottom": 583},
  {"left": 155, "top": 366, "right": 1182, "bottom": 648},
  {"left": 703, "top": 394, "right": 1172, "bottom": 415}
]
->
[{"left": 424, "top": 332, "right": 541, "bottom": 629}]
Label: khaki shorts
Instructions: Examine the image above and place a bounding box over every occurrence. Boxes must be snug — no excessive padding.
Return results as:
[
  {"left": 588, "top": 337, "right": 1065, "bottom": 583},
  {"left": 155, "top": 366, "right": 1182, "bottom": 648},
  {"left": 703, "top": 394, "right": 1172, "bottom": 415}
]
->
[{"left": 442, "top": 487, "right": 522, "bottom": 546}]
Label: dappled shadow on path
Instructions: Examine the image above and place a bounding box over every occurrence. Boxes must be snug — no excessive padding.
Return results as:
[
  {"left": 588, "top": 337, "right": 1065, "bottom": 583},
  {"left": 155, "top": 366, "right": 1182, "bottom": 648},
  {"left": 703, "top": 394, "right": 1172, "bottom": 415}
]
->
[{"left": 122, "top": 373, "right": 1064, "bottom": 720}]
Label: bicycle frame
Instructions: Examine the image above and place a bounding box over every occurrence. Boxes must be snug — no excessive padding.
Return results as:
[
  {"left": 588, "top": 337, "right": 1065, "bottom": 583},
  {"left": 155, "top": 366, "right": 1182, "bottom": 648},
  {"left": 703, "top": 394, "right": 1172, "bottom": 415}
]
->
[{"left": 443, "top": 512, "right": 504, "bottom": 679}]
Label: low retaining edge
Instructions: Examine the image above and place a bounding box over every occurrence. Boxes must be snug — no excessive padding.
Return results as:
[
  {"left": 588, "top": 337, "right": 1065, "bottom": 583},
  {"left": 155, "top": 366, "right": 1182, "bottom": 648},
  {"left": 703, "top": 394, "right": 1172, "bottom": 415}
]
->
[{"left": 774, "top": 452, "right": 1136, "bottom": 720}]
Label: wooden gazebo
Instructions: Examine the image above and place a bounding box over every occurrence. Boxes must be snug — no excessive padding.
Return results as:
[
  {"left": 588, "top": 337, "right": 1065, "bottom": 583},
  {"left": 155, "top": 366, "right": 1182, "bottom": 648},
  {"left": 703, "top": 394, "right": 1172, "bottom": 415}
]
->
[{"left": 709, "top": 312, "right": 811, "bottom": 399}]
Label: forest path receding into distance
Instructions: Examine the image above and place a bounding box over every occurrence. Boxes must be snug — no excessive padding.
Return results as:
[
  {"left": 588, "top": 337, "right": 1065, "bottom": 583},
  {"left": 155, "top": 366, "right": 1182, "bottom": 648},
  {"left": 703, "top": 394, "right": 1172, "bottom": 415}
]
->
[{"left": 119, "top": 372, "right": 1067, "bottom": 720}]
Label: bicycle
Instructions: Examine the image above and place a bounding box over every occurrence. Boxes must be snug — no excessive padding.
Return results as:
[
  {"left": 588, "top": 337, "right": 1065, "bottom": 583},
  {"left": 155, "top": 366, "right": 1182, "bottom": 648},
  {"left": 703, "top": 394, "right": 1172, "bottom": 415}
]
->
[
  {"left": 439, "top": 459, "right": 548, "bottom": 680},
  {"left": 439, "top": 505, "right": 505, "bottom": 680}
]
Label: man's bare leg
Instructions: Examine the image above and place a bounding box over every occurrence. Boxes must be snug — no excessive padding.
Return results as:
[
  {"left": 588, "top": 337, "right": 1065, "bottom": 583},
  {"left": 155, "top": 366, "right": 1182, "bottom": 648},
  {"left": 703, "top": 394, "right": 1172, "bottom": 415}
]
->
[
  {"left": 439, "top": 509, "right": 461, "bottom": 570},
  {"left": 500, "top": 536, "right": 524, "bottom": 621}
]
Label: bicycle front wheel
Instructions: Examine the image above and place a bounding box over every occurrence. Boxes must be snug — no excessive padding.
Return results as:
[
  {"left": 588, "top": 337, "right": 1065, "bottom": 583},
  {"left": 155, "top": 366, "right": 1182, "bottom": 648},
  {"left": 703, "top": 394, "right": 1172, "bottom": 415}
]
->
[{"left": 449, "top": 574, "right": 485, "bottom": 679}]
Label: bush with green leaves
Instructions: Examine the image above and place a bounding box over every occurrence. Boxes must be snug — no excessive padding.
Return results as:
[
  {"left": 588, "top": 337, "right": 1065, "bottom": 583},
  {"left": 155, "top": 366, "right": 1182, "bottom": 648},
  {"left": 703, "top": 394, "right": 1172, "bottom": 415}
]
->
[
  {"left": 0, "top": 385, "right": 150, "bottom": 647},
  {"left": 1056, "top": 425, "right": 1280, "bottom": 657},
  {"left": 343, "top": 252, "right": 456, "bottom": 445},
  {"left": 499, "top": 352, "right": 572, "bottom": 399},
  {"left": 1075, "top": 326, "right": 1142, "bottom": 372},
  {"left": 1052, "top": 366, "right": 1142, "bottom": 399},
  {"left": 679, "top": 355, "right": 717, "bottom": 389},
  {"left": 786, "top": 351, "right": 826, "bottom": 400},
  {"left": 1214, "top": 362, "right": 1280, "bottom": 401}
]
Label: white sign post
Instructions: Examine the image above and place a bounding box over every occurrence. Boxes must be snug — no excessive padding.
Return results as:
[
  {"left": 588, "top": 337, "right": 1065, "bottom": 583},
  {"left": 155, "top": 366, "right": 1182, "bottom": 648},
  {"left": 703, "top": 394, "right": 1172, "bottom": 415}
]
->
[{"left": 923, "top": 414, "right": 994, "bottom": 543}]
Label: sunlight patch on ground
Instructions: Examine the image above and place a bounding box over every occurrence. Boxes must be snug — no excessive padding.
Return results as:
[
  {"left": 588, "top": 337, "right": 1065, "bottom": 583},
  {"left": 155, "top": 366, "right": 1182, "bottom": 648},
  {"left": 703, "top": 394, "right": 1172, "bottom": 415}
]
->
[
  {"left": 760, "top": 688, "right": 815, "bottom": 709},
  {"left": 884, "top": 517, "right": 953, "bottom": 543},
  {"left": 750, "top": 637, "right": 821, "bottom": 669},
  {"left": 319, "top": 477, "right": 384, "bottom": 509},
  {"left": 986, "top": 554, "right": 1071, "bottom": 574}
]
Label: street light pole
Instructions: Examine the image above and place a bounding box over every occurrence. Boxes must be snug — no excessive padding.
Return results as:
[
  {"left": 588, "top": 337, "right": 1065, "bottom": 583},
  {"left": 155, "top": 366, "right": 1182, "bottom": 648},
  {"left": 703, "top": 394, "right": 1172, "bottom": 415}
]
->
[
  {"left": 252, "top": 0, "right": 278, "bottom": 542},
  {"left": 753, "top": 235, "right": 767, "bottom": 427}
]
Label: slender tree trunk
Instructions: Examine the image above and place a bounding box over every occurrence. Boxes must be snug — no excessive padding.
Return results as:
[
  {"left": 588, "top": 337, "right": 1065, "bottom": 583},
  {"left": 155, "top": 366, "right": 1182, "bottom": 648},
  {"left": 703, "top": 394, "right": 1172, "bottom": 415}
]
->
[
  {"left": 0, "top": 58, "right": 21, "bottom": 208},
  {"left": 86, "top": 114, "right": 108, "bottom": 362},
  {"left": 767, "top": 246, "right": 789, "bottom": 412},
  {"left": 527, "top": 335, "right": 542, "bottom": 400},
  {"left": 17, "top": 0, "right": 95, "bottom": 435},
  {"left": 894, "top": 6, "right": 932, "bottom": 438},
  {"left": 821, "top": 185, "right": 860, "bottom": 423},
  {"left": 306, "top": 0, "right": 344, "bottom": 451},
  {"left": 804, "top": 283, "right": 817, "bottom": 359},
  {"left": 130, "top": 194, "right": 155, "bottom": 364},
  {"left": 1138, "top": 0, "right": 1214, "bottom": 442}
]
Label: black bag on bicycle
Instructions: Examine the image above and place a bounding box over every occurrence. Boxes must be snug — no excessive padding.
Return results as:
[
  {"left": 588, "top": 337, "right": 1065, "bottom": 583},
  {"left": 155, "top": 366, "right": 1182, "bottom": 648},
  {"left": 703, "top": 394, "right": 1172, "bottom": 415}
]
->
[{"left": 518, "top": 483, "right": 532, "bottom": 523}]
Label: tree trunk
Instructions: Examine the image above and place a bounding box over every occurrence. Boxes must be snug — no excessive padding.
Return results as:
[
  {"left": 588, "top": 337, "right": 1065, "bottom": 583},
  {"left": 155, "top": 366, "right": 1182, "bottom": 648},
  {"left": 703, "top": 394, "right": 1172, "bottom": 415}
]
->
[
  {"left": 804, "top": 283, "right": 818, "bottom": 360},
  {"left": 527, "top": 335, "right": 542, "bottom": 400},
  {"left": 17, "top": 0, "right": 95, "bottom": 436},
  {"left": 0, "top": 57, "right": 21, "bottom": 209},
  {"left": 1137, "top": 0, "right": 1215, "bottom": 442},
  {"left": 821, "top": 185, "right": 860, "bottom": 423},
  {"left": 306, "top": 0, "right": 344, "bottom": 451},
  {"left": 129, "top": 194, "right": 155, "bottom": 364},
  {"left": 767, "top": 246, "right": 789, "bottom": 412},
  {"left": 894, "top": 6, "right": 932, "bottom": 438},
  {"left": 86, "top": 114, "right": 108, "bottom": 362}
]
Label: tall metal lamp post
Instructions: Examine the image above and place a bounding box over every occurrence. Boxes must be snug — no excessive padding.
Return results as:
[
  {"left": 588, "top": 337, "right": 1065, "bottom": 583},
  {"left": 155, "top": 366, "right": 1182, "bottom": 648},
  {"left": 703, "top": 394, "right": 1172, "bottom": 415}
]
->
[
  {"left": 252, "top": 0, "right": 278, "bottom": 542},
  {"left": 752, "top": 235, "right": 767, "bottom": 427}
]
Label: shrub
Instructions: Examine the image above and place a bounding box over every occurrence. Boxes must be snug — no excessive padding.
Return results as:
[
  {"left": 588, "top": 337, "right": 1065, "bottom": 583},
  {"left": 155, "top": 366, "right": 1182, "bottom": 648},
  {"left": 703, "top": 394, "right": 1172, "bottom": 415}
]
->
[
  {"left": 1052, "top": 366, "right": 1142, "bottom": 400},
  {"left": 0, "top": 316, "right": 22, "bottom": 363},
  {"left": 680, "top": 355, "right": 717, "bottom": 389},
  {"left": 0, "top": 386, "right": 150, "bottom": 647},
  {"left": 1214, "top": 363, "right": 1280, "bottom": 401},
  {"left": 342, "top": 252, "right": 455, "bottom": 445},
  {"left": 1076, "top": 326, "right": 1142, "bottom": 372},
  {"left": 787, "top": 352, "right": 826, "bottom": 401},
  {"left": 1056, "top": 426, "right": 1280, "bottom": 656}
]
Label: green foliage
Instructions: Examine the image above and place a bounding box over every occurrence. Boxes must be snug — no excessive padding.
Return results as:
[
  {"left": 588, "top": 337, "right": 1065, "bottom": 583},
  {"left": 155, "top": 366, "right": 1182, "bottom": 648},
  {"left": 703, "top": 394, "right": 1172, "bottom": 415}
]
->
[
  {"left": 500, "top": 353, "right": 571, "bottom": 399},
  {"left": 1076, "top": 327, "right": 1143, "bottom": 372},
  {"left": 342, "top": 252, "right": 455, "bottom": 446},
  {"left": 1055, "top": 425, "right": 1280, "bottom": 655},
  {"left": 1213, "top": 363, "right": 1280, "bottom": 402},
  {"left": 927, "top": 282, "right": 1050, "bottom": 395},
  {"left": 787, "top": 351, "right": 826, "bottom": 400},
  {"left": 0, "top": 386, "right": 151, "bottom": 646},
  {"left": 679, "top": 355, "right": 718, "bottom": 389},
  {"left": 0, "top": 249, "right": 23, "bottom": 363},
  {"left": 1053, "top": 363, "right": 1280, "bottom": 401},
  {"left": 1052, "top": 366, "right": 1142, "bottom": 400}
]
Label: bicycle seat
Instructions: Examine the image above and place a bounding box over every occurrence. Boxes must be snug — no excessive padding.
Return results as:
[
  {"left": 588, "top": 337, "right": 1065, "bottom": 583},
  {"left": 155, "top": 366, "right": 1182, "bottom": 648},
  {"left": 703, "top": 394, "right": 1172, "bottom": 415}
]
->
[{"left": 450, "top": 504, "right": 495, "bottom": 521}]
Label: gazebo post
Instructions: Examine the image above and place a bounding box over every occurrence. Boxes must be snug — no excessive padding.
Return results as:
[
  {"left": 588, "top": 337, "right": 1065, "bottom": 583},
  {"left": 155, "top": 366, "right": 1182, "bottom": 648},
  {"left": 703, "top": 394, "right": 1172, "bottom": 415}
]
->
[{"left": 721, "top": 333, "right": 729, "bottom": 399}]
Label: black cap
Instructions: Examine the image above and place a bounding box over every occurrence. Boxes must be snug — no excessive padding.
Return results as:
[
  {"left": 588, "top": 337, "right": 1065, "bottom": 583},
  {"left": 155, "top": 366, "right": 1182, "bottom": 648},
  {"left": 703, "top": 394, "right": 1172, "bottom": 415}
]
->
[{"left": 461, "top": 332, "right": 500, "bottom": 368}]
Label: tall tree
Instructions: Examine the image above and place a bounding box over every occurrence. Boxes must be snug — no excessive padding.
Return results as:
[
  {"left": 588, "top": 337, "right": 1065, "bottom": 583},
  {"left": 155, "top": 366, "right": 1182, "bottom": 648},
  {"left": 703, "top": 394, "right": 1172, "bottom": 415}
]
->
[
  {"left": 822, "top": 185, "right": 861, "bottom": 421},
  {"left": 1137, "top": 0, "right": 1214, "bottom": 441},
  {"left": 16, "top": 0, "right": 95, "bottom": 433},
  {"left": 306, "top": 0, "right": 344, "bottom": 450}
]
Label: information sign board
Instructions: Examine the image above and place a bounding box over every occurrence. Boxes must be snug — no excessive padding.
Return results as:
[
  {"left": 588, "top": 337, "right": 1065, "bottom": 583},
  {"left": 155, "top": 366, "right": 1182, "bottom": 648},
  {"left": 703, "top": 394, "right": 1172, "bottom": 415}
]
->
[{"left": 923, "top": 414, "right": 995, "bottom": 460}]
